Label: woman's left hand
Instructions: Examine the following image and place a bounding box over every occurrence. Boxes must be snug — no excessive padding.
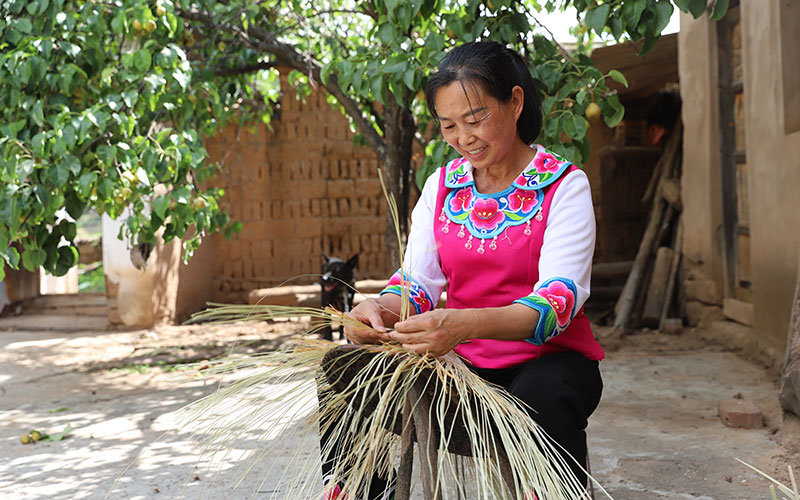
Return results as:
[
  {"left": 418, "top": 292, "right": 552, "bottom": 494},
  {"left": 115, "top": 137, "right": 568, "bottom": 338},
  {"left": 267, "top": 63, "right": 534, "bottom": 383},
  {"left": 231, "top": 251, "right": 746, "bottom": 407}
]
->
[{"left": 388, "top": 309, "right": 475, "bottom": 357}]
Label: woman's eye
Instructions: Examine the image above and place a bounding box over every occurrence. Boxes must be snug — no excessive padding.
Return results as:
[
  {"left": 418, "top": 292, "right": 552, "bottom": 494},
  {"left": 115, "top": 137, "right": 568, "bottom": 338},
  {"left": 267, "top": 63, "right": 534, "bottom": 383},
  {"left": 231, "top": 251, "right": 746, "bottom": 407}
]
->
[{"left": 443, "top": 124, "right": 455, "bottom": 130}]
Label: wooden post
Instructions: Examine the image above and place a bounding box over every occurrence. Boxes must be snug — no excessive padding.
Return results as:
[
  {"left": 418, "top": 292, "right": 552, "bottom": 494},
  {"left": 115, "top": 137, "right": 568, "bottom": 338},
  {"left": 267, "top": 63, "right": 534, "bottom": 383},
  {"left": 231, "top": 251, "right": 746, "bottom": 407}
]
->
[
  {"left": 641, "top": 246, "right": 675, "bottom": 327},
  {"left": 409, "top": 381, "right": 442, "bottom": 500},
  {"left": 659, "top": 216, "right": 684, "bottom": 332},
  {"left": 779, "top": 252, "right": 800, "bottom": 417},
  {"left": 613, "top": 196, "right": 666, "bottom": 331},
  {"left": 395, "top": 397, "right": 415, "bottom": 500}
]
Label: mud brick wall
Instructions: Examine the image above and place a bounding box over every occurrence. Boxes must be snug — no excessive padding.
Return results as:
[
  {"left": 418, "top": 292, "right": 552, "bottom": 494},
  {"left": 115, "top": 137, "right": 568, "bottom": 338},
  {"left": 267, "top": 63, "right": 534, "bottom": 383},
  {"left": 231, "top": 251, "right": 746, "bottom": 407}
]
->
[{"left": 203, "top": 74, "right": 395, "bottom": 303}]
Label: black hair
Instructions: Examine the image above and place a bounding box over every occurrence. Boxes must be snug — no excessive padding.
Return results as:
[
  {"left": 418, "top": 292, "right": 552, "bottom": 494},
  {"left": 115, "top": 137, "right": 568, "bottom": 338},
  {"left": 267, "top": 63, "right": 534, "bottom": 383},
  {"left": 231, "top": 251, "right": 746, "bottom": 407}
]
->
[{"left": 425, "top": 41, "right": 543, "bottom": 144}]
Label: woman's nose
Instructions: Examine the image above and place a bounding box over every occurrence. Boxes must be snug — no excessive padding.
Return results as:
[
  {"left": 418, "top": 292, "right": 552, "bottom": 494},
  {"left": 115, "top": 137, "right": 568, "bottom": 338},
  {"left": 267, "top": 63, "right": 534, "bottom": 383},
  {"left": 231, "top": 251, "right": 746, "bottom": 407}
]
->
[{"left": 458, "top": 133, "right": 475, "bottom": 147}]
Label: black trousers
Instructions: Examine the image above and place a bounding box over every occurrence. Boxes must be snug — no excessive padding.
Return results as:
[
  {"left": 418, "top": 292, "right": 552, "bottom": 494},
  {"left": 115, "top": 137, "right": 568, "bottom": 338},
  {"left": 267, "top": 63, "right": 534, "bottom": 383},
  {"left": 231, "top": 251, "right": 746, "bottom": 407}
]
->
[
  {"left": 319, "top": 351, "right": 603, "bottom": 497},
  {"left": 469, "top": 351, "right": 603, "bottom": 488}
]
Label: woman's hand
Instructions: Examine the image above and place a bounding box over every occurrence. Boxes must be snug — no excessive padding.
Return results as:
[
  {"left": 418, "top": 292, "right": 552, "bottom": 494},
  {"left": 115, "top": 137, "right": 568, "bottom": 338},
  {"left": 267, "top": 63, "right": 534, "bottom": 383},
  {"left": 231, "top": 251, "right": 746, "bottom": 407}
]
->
[
  {"left": 388, "top": 309, "right": 475, "bottom": 357},
  {"left": 343, "top": 298, "right": 391, "bottom": 345}
]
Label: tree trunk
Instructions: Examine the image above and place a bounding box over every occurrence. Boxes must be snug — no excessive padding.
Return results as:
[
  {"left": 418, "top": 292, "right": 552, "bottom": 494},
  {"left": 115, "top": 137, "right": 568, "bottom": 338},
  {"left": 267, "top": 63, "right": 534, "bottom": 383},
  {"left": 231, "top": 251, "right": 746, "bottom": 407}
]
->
[
  {"left": 381, "top": 91, "right": 416, "bottom": 269},
  {"left": 779, "top": 253, "right": 800, "bottom": 417}
]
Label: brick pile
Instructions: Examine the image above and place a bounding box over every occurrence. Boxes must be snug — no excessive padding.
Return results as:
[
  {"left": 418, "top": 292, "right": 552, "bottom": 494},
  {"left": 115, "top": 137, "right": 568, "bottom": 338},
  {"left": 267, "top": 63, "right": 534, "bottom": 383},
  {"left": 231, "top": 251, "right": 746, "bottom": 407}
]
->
[{"left": 203, "top": 71, "right": 394, "bottom": 303}]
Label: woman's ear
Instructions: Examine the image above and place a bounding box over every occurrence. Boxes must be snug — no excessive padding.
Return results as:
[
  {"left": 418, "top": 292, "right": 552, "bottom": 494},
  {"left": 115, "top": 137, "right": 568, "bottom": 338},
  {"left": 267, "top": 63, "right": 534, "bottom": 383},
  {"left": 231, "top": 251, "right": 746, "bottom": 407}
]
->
[{"left": 511, "top": 85, "right": 525, "bottom": 120}]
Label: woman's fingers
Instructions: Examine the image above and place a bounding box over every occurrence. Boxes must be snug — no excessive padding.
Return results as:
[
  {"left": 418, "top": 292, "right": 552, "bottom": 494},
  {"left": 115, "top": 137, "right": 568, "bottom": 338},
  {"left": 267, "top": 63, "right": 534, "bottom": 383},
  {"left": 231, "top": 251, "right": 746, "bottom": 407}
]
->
[
  {"left": 394, "top": 311, "right": 437, "bottom": 333},
  {"left": 343, "top": 299, "right": 388, "bottom": 344},
  {"left": 389, "top": 310, "right": 469, "bottom": 357}
]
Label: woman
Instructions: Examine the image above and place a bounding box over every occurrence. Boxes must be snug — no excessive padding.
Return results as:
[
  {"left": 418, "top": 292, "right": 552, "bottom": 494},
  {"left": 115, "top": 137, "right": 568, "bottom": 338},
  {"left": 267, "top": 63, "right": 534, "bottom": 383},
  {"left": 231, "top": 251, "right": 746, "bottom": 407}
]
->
[{"left": 327, "top": 40, "right": 604, "bottom": 500}]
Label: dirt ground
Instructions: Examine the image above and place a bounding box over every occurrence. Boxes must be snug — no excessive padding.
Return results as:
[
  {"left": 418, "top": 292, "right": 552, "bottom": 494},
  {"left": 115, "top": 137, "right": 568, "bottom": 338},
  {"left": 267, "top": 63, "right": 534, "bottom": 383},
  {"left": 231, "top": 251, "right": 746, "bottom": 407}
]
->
[{"left": 1, "top": 313, "right": 799, "bottom": 499}]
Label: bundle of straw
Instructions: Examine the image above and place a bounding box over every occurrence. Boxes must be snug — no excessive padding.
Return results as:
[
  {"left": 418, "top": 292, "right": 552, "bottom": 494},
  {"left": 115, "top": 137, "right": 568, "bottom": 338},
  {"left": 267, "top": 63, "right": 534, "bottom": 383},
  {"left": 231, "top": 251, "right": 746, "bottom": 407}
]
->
[{"left": 177, "top": 305, "right": 612, "bottom": 499}]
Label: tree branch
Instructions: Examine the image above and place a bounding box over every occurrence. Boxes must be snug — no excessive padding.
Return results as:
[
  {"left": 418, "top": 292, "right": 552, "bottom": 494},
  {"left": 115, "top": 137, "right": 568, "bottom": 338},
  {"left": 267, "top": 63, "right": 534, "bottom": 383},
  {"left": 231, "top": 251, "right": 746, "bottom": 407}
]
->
[
  {"left": 212, "top": 61, "right": 276, "bottom": 77},
  {"left": 177, "top": 7, "right": 387, "bottom": 161}
]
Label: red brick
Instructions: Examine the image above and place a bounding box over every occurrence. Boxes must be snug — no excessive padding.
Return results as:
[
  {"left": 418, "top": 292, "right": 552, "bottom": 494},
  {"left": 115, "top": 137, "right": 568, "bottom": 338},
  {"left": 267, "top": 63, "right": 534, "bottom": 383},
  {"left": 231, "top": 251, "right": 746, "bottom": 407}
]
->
[{"left": 718, "top": 399, "right": 763, "bottom": 428}]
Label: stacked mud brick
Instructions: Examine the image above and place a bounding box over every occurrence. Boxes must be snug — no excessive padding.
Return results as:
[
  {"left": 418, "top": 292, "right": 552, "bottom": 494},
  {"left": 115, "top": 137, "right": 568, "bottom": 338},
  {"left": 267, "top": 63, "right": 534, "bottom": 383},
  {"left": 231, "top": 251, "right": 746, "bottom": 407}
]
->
[{"left": 203, "top": 71, "right": 394, "bottom": 303}]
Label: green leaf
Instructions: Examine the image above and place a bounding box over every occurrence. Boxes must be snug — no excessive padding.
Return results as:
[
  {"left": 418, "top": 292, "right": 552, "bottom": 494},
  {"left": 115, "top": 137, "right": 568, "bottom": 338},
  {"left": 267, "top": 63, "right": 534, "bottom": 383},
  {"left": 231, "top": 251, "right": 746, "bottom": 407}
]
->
[
  {"left": 382, "top": 58, "right": 408, "bottom": 74},
  {"left": 49, "top": 162, "right": 70, "bottom": 187},
  {"left": 584, "top": 4, "right": 610, "bottom": 35},
  {"left": 32, "top": 132, "right": 45, "bottom": 155},
  {"left": 32, "top": 101, "right": 44, "bottom": 126},
  {"left": 44, "top": 423, "right": 72, "bottom": 442},
  {"left": 710, "top": 0, "right": 730, "bottom": 21},
  {"left": 622, "top": 0, "right": 646, "bottom": 29},
  {"left": 376, "top": 23, "right": 394, "bottom": 45},
  {"left": 2, "top": 247, "right": 20, "bottom": 270},
  {"left": 63, "top": 125, "right": 75, "bottom": 147},
  {"left": 653, "top": 0, "right": 674, "bottom": 34},
  {"left": 320, "top": 61, "right": 334, "bottom": 86},
  {"left": 608, "top": 69, "right": 628, "bottom": 88},
  {"left": 337, "top": 60, "right": 354, "bottom": 89},
  {"left": 608, "top": 14, "right": 625, "bottom": 39},
  {"left": 402, "top": 68, "right": 415, "bottom": 90},
  {"left": 563, "top": 114, "right": 588, "bottom": 141},
  {"left": 122, "top": 90, "right": 138, "bottom": 108},
  {"left": 28, "top": 56, "right": 46, "bottom": 84},
  {"left": 509, "top": 12, "right": 529, "bottom": 33},
  {"left": 57, "top": 221, "right": 77, "bottom": 241},
  {"left": 15, "top": 18, "right": 32, "bottom": 33},
  {"left": 602, "top": 95, "right": 625, "bottom": 128},
  {"left": 152, "top": 196, "right": 170, "bottom": 219},
  {"left": 22, "top": 248, "right": 46, "bottom": 271},
  {"left": 56, "top": 246, "right": 78, "bottom": 270},
  {"left": 688, "top": 0, "right": 707, "bottom": 18},
  {"left": 65, "top": 193, "right": 85, "bottom": 220},
  {"left": 673, "top": 0, "right": 690, "bottom": 10},
  {"left": 639, "top": 28, "right": 660, "bottom": 55},
  {"left": 134, "top": 48, "right": 152, "bottom": 72},
  {"left": 77, "top": 171, "right": 97, "bottom": 196},
  {"left": 98, "top": 145, "right": 117, "bottom": 166}
]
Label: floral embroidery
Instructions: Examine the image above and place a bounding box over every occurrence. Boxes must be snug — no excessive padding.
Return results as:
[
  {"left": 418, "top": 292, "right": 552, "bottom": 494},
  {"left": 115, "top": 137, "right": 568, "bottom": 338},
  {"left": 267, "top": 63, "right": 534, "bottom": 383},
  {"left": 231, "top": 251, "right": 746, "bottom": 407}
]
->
[
  {"left": 469, "top": 198, "right": 505, "bottom": 231},
  {"left": 444, "top": 145, "right": 571, "bottom": 189},
  {"left": 323, "top": 483, "right": 345, "bottom": 500},
  {"left": 446, "top": 157, "right": 471, "bottom": 186},
  {"left": 513, "top": 277, "right": 578, "bottom": 345},
  {"left": 380, "top": 270, "right": 434, "bottom": 314},
  {"left": 533, "top": 151, "right": 562, "bottom": 173},
  {"left": 449, "top": 187, "right": 473, "bottom": 212},
  {"left": 444, "top": 186, "right": 543, "bottom": 239},
  {"left": 511, "top": 145, "right": 570, "bottom": 190},
  {"left": 507, "top": 189, "right": 538, "bottom": 212},
  {"left": 536, "top": 279, "right": 576, "bottom": 328},
  {"left": 441, "top": 145, "right": 570, "bottom": 242}
]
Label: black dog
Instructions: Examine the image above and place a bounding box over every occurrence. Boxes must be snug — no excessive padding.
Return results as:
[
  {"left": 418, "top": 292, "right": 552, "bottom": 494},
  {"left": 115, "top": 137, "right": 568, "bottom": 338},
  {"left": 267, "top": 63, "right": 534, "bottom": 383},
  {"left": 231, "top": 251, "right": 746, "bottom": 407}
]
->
[{"left": 319, "top": 254, "right": 358, "bottom": 341}]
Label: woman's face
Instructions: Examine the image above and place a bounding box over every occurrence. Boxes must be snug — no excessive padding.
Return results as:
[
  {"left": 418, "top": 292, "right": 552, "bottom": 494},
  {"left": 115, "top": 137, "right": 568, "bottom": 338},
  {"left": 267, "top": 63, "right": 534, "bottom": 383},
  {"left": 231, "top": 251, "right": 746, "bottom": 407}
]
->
[{"left": 434, "top": 80, "right": 524, "bottom": 171}]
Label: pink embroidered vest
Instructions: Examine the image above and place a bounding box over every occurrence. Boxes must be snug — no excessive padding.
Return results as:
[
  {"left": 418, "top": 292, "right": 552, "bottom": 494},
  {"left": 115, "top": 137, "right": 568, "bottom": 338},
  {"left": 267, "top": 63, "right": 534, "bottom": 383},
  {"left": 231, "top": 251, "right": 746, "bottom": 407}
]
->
[{"left": 433, "top": 157, "right": 605, "bottom": 369}]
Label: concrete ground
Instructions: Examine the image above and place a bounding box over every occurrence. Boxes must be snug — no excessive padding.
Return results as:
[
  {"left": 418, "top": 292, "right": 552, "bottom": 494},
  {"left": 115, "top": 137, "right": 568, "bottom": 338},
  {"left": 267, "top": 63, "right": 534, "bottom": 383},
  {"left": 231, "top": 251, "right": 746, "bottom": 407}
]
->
[{"left": 0, "top": 314, "right": 797, "bottom": 499}]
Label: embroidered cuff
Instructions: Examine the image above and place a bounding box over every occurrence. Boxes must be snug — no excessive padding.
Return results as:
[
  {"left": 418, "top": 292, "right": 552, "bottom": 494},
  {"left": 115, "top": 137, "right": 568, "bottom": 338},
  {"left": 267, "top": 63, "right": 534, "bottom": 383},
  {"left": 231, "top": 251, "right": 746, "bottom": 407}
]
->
[
  {"left": 379, "top": 270, "right": 434, "bottom": 315},
  {"left": 513, "top": 277, "right": 578, "bottom": 345}
]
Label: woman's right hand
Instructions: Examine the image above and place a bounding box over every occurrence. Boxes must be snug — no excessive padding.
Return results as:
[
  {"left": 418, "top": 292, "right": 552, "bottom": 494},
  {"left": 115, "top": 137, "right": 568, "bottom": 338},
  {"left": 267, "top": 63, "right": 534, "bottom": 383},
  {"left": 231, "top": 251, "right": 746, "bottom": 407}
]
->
[{"left": 344, "top": 298, "right": 390, "bottom": 345}]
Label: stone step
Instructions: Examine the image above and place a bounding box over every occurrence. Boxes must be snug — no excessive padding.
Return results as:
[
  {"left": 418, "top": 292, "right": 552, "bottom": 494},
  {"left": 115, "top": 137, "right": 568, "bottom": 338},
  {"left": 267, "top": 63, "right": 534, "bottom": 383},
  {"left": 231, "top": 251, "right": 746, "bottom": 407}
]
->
[
  {"left": 24, "top": 293, "right": 108, "bottom": 317},
  {"left": 0, "top": 314, "right": 109, "bottom": 332}
]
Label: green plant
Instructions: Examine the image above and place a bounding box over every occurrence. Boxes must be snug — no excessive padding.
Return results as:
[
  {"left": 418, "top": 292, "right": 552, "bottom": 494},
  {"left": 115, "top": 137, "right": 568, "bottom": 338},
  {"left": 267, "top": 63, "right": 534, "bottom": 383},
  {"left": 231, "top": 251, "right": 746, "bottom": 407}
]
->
[
  {"left": 78, "top": 263, "right": 105, "bottom": 293},
  {"left": 0, "top": 0, "right": 728, "bottom": 278}
]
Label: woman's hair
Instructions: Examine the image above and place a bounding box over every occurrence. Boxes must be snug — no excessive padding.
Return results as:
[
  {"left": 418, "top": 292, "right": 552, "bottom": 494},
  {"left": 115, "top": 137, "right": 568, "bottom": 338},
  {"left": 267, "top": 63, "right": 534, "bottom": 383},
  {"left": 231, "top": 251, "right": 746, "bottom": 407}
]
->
[{"left": 425, "top": 41, "right": 543, "bottom": 144}]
